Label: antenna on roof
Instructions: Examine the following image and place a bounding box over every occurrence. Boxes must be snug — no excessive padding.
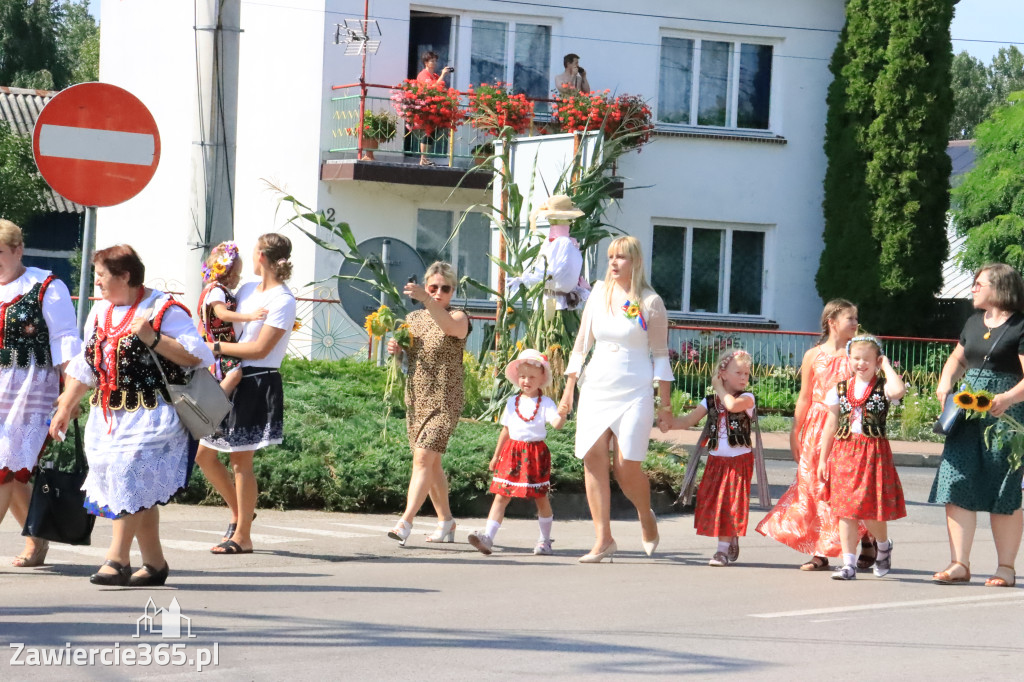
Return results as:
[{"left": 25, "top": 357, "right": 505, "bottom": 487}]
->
[{"left": 335, "top": 19, "right": 381, "bottom": 56}]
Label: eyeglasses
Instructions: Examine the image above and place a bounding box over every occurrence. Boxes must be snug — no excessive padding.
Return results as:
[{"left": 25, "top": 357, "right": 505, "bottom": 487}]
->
[
  {"left": 972, "top": 281, "right": 990, "bottom": 291},
  {"left": 427, "top": 284, "right": 453, "bottom": 294}
]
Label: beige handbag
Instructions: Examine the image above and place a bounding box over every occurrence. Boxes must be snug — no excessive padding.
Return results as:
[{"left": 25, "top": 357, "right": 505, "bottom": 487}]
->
[{"left": 146, "top": 345, "right": 232, "bottom": 440}]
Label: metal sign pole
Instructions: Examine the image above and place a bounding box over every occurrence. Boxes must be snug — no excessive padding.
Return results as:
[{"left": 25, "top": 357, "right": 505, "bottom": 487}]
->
[
  {"left": 76, "top": 206, "right": 97, "bottom": 335},
  {"left": 378, "top": 238, "right": 390, "bottom": 366}
]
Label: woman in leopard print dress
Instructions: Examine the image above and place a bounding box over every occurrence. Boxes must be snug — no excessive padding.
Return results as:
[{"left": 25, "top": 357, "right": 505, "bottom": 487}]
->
[{"left": 386, "top": 262, "right": 470, "bottom": 546}]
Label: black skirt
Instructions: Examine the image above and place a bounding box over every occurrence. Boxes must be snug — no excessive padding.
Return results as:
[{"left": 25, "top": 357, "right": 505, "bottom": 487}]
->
[{"left": 200, "top": 367, "right": 284, "bottom": 452}]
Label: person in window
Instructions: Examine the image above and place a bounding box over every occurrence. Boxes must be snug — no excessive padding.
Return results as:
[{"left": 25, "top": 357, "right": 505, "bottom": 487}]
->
[
  {"left": 558, "top": 236, "right": 672, "bottom": 563},
  {"left": 50, "top": 244, "right": 213, "bottom": 587},
  {"left": 415, "top": 50, "right": 454, "bottom": 166},
  {"left": 0, "top": 219, "right": 81, "bottom": 568},
  {"left": 555, "top": 53, "right": 590, "bottom": 94}
]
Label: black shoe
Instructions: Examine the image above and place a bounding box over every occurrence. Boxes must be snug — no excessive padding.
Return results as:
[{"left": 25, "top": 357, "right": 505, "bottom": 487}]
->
[
  {"left": 128, "top": 563, "right": 170, "bottom": 587},
  {"left": 90, "top": 560, "right": 132, "bottom": 586}
]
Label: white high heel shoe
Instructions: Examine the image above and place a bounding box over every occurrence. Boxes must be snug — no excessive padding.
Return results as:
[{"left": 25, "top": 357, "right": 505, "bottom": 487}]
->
[
  {"left": 387, "top": 520, "right": 412, "bottom": 547},
  {"left": 578, "top": 541, "right": 617, "bottom": 564},
  {"left": 425, "top": 519, "right": 456, "bottom": 543},
  {"left": 642, "top": 509, "right": 659, "bottom": 557}
]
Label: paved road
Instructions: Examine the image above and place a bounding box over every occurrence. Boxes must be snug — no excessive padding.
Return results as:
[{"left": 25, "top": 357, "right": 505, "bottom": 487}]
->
[{"left": 1, "top": 461, "right": 1022, "bottom": 680}]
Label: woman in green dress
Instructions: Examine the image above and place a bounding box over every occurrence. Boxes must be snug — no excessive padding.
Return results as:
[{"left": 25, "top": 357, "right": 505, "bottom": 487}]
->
[{"left": 931, "top": 263, "right": 1024, "bottom": 588}]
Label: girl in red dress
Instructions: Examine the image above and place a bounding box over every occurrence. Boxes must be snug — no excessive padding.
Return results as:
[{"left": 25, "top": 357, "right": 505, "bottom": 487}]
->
[
  {"left": 817, "top": 335, "right": 907, "bottom": 580},
  {"left": 468, "top": 349, "right": 566, "bottom": 556},
  {"left": 671, "top": 349, "right": 756, "bottom": 566},
  {"left": 197, "top": 242, "right": 266, "bottom": 395}
]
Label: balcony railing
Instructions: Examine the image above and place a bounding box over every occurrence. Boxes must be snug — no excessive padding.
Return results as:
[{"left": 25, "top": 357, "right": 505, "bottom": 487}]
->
[{"left": 328, "top": 83, "right": 552, "bottom": 167}]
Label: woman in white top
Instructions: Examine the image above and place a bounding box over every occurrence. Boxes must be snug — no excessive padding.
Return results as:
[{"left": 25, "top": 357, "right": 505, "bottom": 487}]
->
[
  {"left": 0, "top": 220, "right": 81, "bottom": 568},
  {"left": 196, "top": 234, "right": 297, "bottom": 555},
  {"left": 558, "top": 236, "right": 674, "bottom": 562},
  {"left": 51, "top": 244, "right": 213, "bottom": 587}
]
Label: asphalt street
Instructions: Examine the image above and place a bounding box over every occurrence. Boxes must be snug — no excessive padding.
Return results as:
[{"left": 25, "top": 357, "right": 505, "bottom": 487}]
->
[{"left": 1, "top": 460, "right": 1022, "bottom": 680}]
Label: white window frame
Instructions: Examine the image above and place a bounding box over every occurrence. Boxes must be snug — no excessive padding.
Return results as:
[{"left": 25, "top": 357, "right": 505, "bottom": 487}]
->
[
  {"left": 415, "top": 207, "right": 496, "bottom": 303},
  {"left": 657, "top": 32, "right": 779, "bottom": 133},
  {"left": 650, "top": 219, "right": 773, "bottom": 319},
  {"left": 459, "top": 15, "right": 554, "bottom": 96}
]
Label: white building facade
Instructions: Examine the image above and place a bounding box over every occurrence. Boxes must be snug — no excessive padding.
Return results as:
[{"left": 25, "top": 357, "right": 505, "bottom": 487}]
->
[{"left": 96, "top": 0, "right": 845, "bottom": 354}]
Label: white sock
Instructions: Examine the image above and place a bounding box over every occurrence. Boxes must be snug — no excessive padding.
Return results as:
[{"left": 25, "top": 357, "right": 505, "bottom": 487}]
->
[
  {"left": 485, "top": 520, "right": 501, "bottom": 540},
  {"left": 537, "top": 515, "right": 553, "bottom": 542},
  {"left": 876, "top": 539, "right": 891, "bottom": 553},
  {"left": 843, "top": 552, "right": 857, "bottom": 568},
  {"left": 717, "top": 541, "right": 731, "bottom": 554}
]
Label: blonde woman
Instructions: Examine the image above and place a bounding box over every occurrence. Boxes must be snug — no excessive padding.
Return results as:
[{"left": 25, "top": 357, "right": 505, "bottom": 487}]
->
[
  {"left": 386, "top": 261, "right": 470, "bottom": 546},
  {"left": 558, "top": 236, "right": 673, "bottom": 562}
]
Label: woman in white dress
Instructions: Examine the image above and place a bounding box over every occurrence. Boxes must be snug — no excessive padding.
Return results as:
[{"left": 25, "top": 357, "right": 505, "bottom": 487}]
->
[
  {"left": 51, "top": 245, "right": 213, "bottom": 586},
  {"left": 559, "top": 235, "right": 674, "bottom": 562},
  {"left": 196, "top": 234, "right": 296, "bottom": 555},
  {"left": 0, "top": 220, "right": 81, "bottom": 567}
]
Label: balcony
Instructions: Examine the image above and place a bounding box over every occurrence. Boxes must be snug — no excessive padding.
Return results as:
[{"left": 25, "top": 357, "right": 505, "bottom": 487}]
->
[{"left": 322, "top": 83, "right": 553, "bottom": 190}]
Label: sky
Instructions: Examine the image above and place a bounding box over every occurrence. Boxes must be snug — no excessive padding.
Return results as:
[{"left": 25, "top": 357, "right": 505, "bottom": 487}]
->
[{"left": 87, "top": 0, "right": 1023, "bottom": 64}]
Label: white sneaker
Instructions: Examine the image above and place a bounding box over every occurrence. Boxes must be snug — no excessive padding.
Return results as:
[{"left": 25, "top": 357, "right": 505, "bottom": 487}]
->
[
  {"left": 533, "top": 539, "right": 553, "bottom": 556},
  {"left": 708, "top": 551, "right": 730, "bottom": 567},
  {"left": 468, "top": 531, "right": 493, "bottom": 555},
  {"left": 831, "top": 564, "right": 857, "bottom": 581}
]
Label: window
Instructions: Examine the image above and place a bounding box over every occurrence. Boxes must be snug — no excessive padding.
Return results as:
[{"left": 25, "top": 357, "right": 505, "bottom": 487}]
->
[
  {"left": 651, "top": 224, "right": 767, "bottom": 316},
  {"left": 658, "top": 36, "right": 773, "bottom": 130},
  {"left": 416, "top": 209, "right": 493, "bottom": 295},
  {"left": 469, "top": 19, "right": 551, "bottom": 110}
]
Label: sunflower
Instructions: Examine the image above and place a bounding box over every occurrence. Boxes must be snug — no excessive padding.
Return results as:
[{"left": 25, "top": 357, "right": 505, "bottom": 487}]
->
[
  {"left": 293, "top": 317, "right": 303, "bottom": 332},
  {"left": 973, "top": 392, "right": 993, "bottom": 413},
  {"left": 363, "top": 311, "right": 379, "bottom": 337},
  {"left": 953, "top": 391, "right": 975, "bottom": 409},
  {"left": 625, "top": 303, "right": 640, "bottom": 319}
]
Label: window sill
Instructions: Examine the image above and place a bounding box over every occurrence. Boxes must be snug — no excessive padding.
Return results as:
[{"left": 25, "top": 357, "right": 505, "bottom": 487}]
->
[
  {"left": 653, "top": 126, "right": 786, "bottom": 145},
  {"left": 667, "top": 314, "right": 780, "bottom": 331}
]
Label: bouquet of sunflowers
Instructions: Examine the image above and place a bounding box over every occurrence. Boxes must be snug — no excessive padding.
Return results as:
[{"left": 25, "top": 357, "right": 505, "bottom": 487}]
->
[
  {"left": 953, "top": 386, "right": 1024, "bottom": 470},
  {"left": 365, "top": 305, "right": 415, "bottom": 436}
]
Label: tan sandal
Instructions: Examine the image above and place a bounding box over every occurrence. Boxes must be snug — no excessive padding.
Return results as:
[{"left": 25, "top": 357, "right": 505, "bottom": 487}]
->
[
  {"left": 799, "top": 555, "right": 829, "bottom": 571},
  {"left": 985, "top": 564, "right": 1016, "bottom": 587},
  {"left": 932, "top": 560, "right": 971, "bottom": 584}
]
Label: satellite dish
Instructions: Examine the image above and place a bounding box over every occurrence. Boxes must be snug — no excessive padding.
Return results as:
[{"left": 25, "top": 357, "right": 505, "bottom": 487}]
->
[{"left": 337, "top": 238, "right": 425, "bottom": 325}]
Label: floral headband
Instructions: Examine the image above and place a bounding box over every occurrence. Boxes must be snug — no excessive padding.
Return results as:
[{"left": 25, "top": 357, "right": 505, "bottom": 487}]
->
[
  {"left": 846, "top": 334, "right": 884, "bottom": 356},
  {"left": 718, "top": 349, "right": 751, "bottom": 372},
  {"left": 202, "top": 242, "right": 240, "bottom": 283}
]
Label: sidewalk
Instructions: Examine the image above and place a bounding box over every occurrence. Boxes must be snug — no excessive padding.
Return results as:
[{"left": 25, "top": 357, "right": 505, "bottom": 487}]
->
[{"left": 650, "top": 427, "right": 943, "bottom": 467}]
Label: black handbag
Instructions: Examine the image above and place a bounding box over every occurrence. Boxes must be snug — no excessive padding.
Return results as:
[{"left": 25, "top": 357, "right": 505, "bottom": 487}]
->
[
  {"left": 933, "top": 322, "right": 1012, "bottom": 436},
  {"left": 22, "top": 420, "right": 95, "bottom": 545}
]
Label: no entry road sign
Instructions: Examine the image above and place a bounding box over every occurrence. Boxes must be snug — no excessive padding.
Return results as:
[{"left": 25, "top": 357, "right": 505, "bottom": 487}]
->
[{"left": 33, "top": 82, "right": 161, "bottom": 207}]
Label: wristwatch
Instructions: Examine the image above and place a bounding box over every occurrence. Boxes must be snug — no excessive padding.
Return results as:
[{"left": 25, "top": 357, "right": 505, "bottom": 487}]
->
[{"left": 214, "top": 341, "right": 221, "bottom": 356}]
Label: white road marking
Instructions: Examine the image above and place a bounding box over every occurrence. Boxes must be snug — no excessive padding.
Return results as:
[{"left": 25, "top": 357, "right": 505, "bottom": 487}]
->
[
  {"left": 183, "top": 531, "right": 308, "bottom": 546},
  {"left": 261, "top": 525, "right": 376, "bottom": 539},
  {"left": 330, "top": 522, "right": 405, "bottom": 532},
  {"left": 38, "top": 124, "right": 156, "bottom": 165},
  {"left": 750, "top": 591, "right": 1024, "bottom": 619}
]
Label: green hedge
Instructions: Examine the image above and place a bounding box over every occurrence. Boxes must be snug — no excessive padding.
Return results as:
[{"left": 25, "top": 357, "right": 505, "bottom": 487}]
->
[{"left": 177, "top": 358, "right": 689, "bottom": 513}]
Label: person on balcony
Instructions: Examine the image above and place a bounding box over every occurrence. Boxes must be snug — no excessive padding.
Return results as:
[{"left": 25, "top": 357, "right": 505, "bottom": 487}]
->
[
  {"left": 555, "top": 53, "right": 590, "bottom": 94},
  {"left": 415, "top": 50, "right": 454, "bottom": 166}
]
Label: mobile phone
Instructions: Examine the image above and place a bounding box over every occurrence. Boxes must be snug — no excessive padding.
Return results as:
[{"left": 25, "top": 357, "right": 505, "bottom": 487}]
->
[{"left": 408, "top": 275, "right": 417, "bottom": 284}]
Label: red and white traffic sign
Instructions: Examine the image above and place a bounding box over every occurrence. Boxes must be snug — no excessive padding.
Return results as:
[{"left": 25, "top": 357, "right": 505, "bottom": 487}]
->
[{"left": 32, "top": 82, "right": 161, "bottom": 207}]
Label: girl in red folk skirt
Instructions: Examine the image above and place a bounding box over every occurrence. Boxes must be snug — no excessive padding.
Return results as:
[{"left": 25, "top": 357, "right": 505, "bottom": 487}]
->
[
  {"left": 468, "top": 349, "right": 566, "bottom": 556},
  {"left": 817, "top": 334, "right": 907, "bottom": 580},
  {"left": 671, "top": 349, "right": 756, "bottom": 566}
]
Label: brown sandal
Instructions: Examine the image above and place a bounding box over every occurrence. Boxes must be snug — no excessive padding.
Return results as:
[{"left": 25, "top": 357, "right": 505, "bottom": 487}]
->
[
  {"left": 856, "top": 536, "right": 877, "bottom": 570},
  {"left": 799, "top": 556, "right": 829, "bottom": 571},
  {"left": 984, "top": 564, "right": 1016, "bottom": 587},
  {"left": 932, "top": 560, "right": 971, "bottom": 584}
]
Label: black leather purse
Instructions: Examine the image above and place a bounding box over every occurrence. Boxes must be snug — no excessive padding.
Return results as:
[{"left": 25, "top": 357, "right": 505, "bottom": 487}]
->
[
  {"left": 22, "top": 420, "right": 95, "bottom": 546},
  {"left": 933, "top": 322, "right": 1011, "bottom": 436}
]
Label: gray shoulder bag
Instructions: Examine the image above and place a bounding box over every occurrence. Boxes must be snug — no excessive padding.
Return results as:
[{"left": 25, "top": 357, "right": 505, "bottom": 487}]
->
[{"left": 145, "top": 343, "right": 232, "bottom": 440}]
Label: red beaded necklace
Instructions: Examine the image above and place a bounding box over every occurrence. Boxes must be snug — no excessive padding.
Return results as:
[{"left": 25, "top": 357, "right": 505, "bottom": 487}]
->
[
  {"left": 845, "top": 376, "right": 876, "bottom": 409},
  {"left": 93, "top": 287, "right": 146, "bottom": 423},
  {"left": 514, "top": 392, "right": 542, "bottom": 422}
]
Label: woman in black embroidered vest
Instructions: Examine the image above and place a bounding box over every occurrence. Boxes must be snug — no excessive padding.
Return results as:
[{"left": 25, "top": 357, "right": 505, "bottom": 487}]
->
[
  {"left": 0, "top": 220, "right": 82, "bottom": 568},
  {"left": 930, "top": 263, "right": 1024, "bottom": 588},
  {"left": 817, "top": 335, "right": 906, "bottom": 581},
  {"left": 50, "top": 245, "right": 213, "bottom": 587},
  {"left": 196, "top": 234, "right": 296, "bottom": 555}
]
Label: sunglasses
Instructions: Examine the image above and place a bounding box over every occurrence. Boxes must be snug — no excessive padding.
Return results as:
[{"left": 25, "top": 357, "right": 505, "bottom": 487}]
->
[{"left": 427, "top": 284, "right": 453, "bottom": 294}]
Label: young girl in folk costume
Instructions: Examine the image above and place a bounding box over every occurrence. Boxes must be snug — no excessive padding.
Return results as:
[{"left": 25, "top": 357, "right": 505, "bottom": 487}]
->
[
  {"left": 671, "top": 350, "right": 756, "bottom": 566},
  {"left": 756, "top": 299, "right": 873, "bottom": 571},
  {"left": 197, "top": 242, "right": 266, "bottom": 395},
  {"left": 469, "top": 349, "right": 566, "bottom": 555},
  {"left": 817, "top": 335, "right": 906, "bottom": 580}
]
